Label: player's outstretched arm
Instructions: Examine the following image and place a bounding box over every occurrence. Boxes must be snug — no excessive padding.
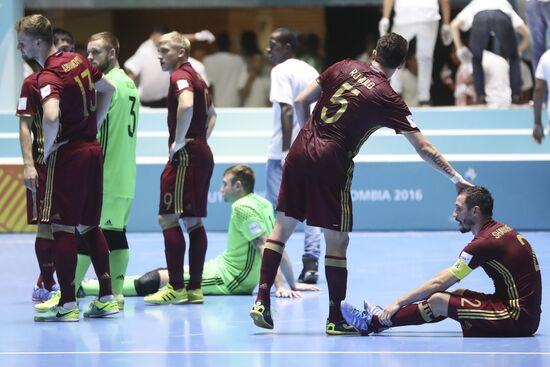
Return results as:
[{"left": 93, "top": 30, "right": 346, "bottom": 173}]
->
[
  {"left": 206, "top": 104, "right": 217, "bottom": 139},
  {"left": 405, "top": 131, "right": 473, "bottom": 192},
  {"left": 295, "top": 79, "right": 321, "bottom": 128},
  {"left": 378, "top": 269, "right": 459, "bottom": 326},
  {"left": 533, "top": 78, "right": 547, "bottom": 144},
  {"left": 95, "top": 75, "right": 116, "bottom": 129}
]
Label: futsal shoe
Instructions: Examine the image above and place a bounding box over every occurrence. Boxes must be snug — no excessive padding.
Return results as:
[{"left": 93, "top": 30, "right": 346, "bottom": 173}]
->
[
  {"left": 34, "top": 290, "right": 61, "bottom": 312},
  {"left": 325, "top": 318, "right": 359, "bottom": 335},
  {"left": 84, "top": 296, "right": 120, "bottom": 318},
  {"left": 34, "top": 305, "right": 79, "bottom": 322},
  {"left": 144, "top": 283, "right": 188, "bottom": 305},
  {"left": 297, "top": 255, "right": 319, "bottom": 284},
  {"left": 340, "top": 300, "right": 372, "bottom": 335},
  {"left": 115, "top": 294, "right": 125, "bottom": 310},
  {"left": 187, "top": 288, "right": 204, "bottom": 304},
  {"left": 363, "top": 300, "right": 389, "bottom": 333},
  {"left": 250, "top": 301, "right": 273, "bottom": 329},
  {"left": 32, "top": 284, "right": 60, "bottom": 303}
]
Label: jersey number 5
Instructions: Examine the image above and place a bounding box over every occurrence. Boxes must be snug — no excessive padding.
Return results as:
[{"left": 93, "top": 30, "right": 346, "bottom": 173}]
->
[{"left": 320, "top": 82, "right": 360, "bottom": 124}]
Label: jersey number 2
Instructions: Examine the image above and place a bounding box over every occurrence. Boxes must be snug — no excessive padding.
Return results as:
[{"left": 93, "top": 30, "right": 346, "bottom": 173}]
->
[{"left": 320, "top": 82, "right": 360, "bottom": 124}]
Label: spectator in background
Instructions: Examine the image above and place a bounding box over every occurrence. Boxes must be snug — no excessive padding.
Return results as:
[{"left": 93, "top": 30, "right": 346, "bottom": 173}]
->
[
  {"left": 525, "top": 0, "right": 550, "bottom": 71},
  {"left": 299, "top": 33, "right": 323, "bottom": 72},
  {"left": 450, "top": 0, "right": 530, "bottom": 104},
  {"left": 239, "top": 30, "right": 270, "bottom": 107},
  {"left": 379, "top": 0, "right": 452, "bottom": 106},
  {"left": 125, "top": 26, "right": 214, "bottom": 108},
  {"left": 356, "top": 34, "right": 377, "bottom": 63},
  {"left": 453, "top": 46, "right": 512, "bottom": 108},
  {"left": 204, "top": 32, "right": 247, "bottom": 107},
  {"left": 400, "top": 49, "right": 420, "bottom": 107},
  {"left": 532, "top": 49, "right": 550, "bottom": 143}
]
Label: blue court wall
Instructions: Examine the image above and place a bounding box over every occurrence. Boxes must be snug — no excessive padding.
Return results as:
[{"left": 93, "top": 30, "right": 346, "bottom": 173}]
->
[{"left": 1, "top": 106, "right": 550, "bottom": 232}]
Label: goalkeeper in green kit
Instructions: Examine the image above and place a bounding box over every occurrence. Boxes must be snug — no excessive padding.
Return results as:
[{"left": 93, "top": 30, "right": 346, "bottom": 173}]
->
[
  {"left": 81, "top": 165, "right": 320, "bottom": 298},
  {"left": 74, "top": 32, "right": 140, "bottom": 310}
]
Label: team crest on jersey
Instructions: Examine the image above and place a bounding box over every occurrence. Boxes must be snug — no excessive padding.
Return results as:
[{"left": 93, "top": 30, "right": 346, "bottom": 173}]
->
[
  {"left": 40, "top": 85, "right": 52, "bottom": 99},
  {"left": 458, "top": 251, "right": 473, "bottom": 265},
  {"left": 247, "top": 222, "right": 262, "bottom": 236},
  {"left": 18, "top": 97, "right": 28, "bottom": 110},
  {"left": 176, "top": 79, "right": 189, "bottom": 91}
]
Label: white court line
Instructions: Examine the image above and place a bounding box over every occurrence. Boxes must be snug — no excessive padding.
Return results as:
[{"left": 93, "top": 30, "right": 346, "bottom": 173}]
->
[
  {"left": 0, "top": 129, "right": 542, "bottom": 139},
  {"left": 0, "top": 350, "right": 548, "bottom": 356},
  {"left": 3, "top": 154, "right": 550, "bottom": 165}
]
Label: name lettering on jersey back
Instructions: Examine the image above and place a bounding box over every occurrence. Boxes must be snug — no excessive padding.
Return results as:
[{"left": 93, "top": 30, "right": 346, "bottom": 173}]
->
[
  {"left": 61, "top": 56, "right": 83, "bottom": 73},
  {"left": 349, "top": 68, "right": 376, "bottom": 89},
  {"left": 492, "top": 225, "right": 513, "bottom": 239}
]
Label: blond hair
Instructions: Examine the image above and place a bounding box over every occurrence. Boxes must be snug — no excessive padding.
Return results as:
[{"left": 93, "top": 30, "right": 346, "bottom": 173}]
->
[
  {"left": 158, "top": 31, "right": 191, "bottom": 56},
  {"left": 15, "top": 14, "right": 53, "bottom": 46}
]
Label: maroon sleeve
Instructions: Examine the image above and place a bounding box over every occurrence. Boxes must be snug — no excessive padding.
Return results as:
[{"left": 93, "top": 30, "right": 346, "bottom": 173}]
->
[
  {"left": 377, "top": 89, "right": 420, "bottom": 134},
  {"left": 37, "top": 69, "right": 63, "bottom": 103},
  {"left": 318, "top": 60, "right": 346, "bottom": 87},
  {"left": 460, "top": 237, "right": 490, "bottom": 270},
  {"left": 171, "top": 68, "right": 194, "bottom": 96},
  {"left": 16, "top": 76, "right": 39, "bottom": 117}
]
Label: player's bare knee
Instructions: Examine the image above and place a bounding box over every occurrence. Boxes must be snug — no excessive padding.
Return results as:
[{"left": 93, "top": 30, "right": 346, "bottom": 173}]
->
[
  {"left": 324, "top": 230, "right": 349, "bottom": 256},
  {"left": 451, "top": 288, "right": 467, "bottom": 296},
  {"left": 183, "top": 217, "right": 202, "bottom": 231},
  {"left": 158, "top": 214, "right": 179, "bottom": 230},
  {"left": 51, "top": 223, "right": 75, "bottom": 234},
  {"left": 427, "top": 292, "right": 450, "bottom": 317},
  {"left": 36, "top": 223, "right": 53, "bottom": 240}
]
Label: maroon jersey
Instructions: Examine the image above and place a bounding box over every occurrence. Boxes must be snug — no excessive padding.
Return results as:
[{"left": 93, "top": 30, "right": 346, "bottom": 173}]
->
[
  {"left": 289, "top": 59, "right": 419, "bottom": 165},
  {"left": 459, "top": 220, "right": 542, "bottom": 322},
  {"left": 167, "top": 62, "right": 212, "bottom": 167},
  {"left": 16, "top": 72, "right": 45, "bottom": 164},
  {"left": 38, "top": 51, "right": 103, "bottom": 144}
]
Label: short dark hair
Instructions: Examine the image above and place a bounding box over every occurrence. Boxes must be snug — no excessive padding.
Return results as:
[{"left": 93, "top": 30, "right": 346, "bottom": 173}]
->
[
  {"left": 224, "top": 164, "right": 255, "bottom": 194},
  {"left": 53, "top": 28, "right": 74, "bottom": 49},
  {"left": 463, "top": 186, "right": 494, "bottom": 218},
  {"left": 273, "top": 28, "right": 298, "bottom": 53},
  {"left": 152, "top": 25, "right": 170, "bottom": 35},
  {"left": 89, "top": 32, "right": 120, "bottom": 58},
  {"left": 216, "top": 32, "right": 231, "bottom": 51},
  {"left": 375, "top": 32, "right": 408, "bottom": 69}
]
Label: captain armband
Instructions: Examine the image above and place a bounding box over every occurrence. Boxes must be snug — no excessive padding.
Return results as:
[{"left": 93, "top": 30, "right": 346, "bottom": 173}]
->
[{"left": 448, "top": 259, "right": 473, "bottom": 280}]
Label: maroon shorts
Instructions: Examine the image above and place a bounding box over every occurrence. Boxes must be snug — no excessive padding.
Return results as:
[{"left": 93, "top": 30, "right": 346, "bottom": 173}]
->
[
  {"left": 277, "top": 157, "right": 354, "bottom": 232},
  {"left": 40, "top": 141, "right": 103, "bottom": 226},
  {"left": 158, "top": 159, "right": 213, "bottom": 217},
  {"left": 26, "top": 163, "right": 47, "bottom": 224},
  {"left": 448, "top": 290, "right": 539, "bottom": 337}
]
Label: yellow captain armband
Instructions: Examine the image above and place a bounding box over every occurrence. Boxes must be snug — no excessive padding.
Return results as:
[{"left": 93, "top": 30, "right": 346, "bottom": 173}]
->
[{"left": 449, "top": 259, "right": 473, "bottom": 280}]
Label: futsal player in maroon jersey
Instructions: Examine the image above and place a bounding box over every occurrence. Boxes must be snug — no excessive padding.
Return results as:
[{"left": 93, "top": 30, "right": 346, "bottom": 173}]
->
[
  {"left": 250, "top": 32, "right": 473, "bottom": 334},
  {"left": 342, "top": 186, "right": 541, "bottom": 337},
  {"left": 16, "top": 14, "right": 118, "bottom": 321},
  {"left": 143, "top": 31, "right": 216, "bottom": 305}
]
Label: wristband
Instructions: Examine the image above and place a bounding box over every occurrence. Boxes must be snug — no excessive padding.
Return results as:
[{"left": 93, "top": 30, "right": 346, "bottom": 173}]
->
[{"left": 450, "top": 172, "right": 463, "bottom": 184}]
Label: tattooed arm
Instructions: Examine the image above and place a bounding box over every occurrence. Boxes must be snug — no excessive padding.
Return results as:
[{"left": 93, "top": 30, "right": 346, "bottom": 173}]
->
[{"left": 404, "top": 131, "right": 473, "bottom": 192}]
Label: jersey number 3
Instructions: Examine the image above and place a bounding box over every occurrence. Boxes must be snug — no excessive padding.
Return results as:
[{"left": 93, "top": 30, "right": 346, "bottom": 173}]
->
[{"left": 320, "top": 82, "right": 359, "bottom": 124}]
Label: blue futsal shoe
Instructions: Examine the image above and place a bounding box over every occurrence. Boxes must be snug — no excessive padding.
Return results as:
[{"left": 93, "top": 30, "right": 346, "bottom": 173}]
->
[{"left": 340, "top": 300, "right": 372, "bottom": 335}]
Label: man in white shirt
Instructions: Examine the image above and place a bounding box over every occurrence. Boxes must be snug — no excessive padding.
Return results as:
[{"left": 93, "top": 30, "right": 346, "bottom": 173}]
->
[
  {"left": 450, "top": 0, "right": 530, "bottom": 104},
  {"left": 125, "top": 27, "right": 213, "bottom": 108},
  {"left": 203, "top": 33, "right": 248, "bottom": 107},
  {"left": 265, "top": 28, "right": 322, "bottom": 284},
  {"left": 379, "top": 0, "right": 452, "bottom": 106},
  {"left": 526, "top": 0, "right": 550, "bottom": 71},
  {"left": 532, "top": 49, "right": 550, "bottom": 143}
]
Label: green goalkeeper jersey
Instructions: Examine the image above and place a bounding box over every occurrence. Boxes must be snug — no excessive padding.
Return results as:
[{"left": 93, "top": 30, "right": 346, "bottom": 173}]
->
[
  {"left": 215, "top": 193, "right": 275, "bottom": 293},
  {"left": 98, "top": 68, "right": 139, "bottom": 198}
]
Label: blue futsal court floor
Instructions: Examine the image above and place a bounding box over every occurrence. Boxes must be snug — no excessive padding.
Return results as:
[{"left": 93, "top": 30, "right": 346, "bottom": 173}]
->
[{"left": 2, "top": 230, "right": 549, "bottom": 367}]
